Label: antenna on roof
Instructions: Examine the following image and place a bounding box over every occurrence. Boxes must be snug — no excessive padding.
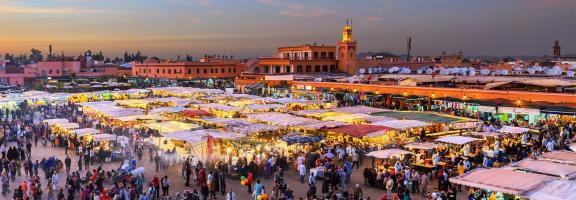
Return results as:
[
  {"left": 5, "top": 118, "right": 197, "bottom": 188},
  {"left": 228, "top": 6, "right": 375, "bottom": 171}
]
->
[{"left": 346, "top": 18, "right": 349, "bottom": 26}]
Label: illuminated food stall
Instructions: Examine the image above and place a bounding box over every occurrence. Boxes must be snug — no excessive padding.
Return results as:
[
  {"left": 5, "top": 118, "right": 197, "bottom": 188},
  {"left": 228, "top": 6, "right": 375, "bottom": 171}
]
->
[
  {"left": 192, "top": 103, "right": 241, "bottom": 118},
  {"left": 161, "top": 129, "right": 245, "bottom": 163},
  {"left": 404, "top": 142, "right": 442, "bottom": 172},
  {"left": 450, "top": 168, "right": 555, "bottom": 200},
  {"left": 367, "top": 149, "right": 412, "bottom": 172},
  {"left": 142, "top": 121, "right": 200, "bottom": 135},
  {"left": 322, "top": 124, "right": 397, "bottom": 145},
  {"left": 246, "top": 112, "right": 320, "bottom": 127}
]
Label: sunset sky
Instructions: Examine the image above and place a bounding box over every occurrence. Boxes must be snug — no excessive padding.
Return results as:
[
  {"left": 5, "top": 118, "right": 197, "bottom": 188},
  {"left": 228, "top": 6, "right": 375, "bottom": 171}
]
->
[{"left": 0, "top": 0, "right": 574, "bottom": 58}]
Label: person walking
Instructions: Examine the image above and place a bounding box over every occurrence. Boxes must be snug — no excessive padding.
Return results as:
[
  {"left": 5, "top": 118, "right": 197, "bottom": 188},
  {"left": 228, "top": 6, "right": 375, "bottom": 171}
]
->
[
  {"left": 298, "top": 163, "right": 306, "bottom": 183},
  {"left": 161, "top": 175, "right": 170, "bottom": 196},
  {"left": 64, "top": 156, "right": 71, "bottom": 174}
]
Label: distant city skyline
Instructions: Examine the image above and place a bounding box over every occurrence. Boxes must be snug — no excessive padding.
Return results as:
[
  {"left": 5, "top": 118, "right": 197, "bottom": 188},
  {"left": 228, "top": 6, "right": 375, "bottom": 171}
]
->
[{"left": 0, "top": 0, "right": 574, "bottom": 59}]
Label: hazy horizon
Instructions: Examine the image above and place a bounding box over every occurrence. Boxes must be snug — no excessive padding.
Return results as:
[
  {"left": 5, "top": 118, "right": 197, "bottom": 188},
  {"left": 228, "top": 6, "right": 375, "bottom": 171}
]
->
[{"left": 1, "top": 0, "right": 574, "bottom": 59}]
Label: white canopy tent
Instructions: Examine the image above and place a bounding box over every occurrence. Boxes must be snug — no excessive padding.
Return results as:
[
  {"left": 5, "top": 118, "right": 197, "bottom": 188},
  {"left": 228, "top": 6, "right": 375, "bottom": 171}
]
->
[
  {"left": 498, "top": 126, "right": 531, "bottom": 134},
  {"left": 435, "top": 135, "right": 482, "bottom": 145},
  {"left": 538, "top": 151, "right": 576, "bottom": 165},
  {"left": 143, "top": 121, "right": 199, "bottom": 134},
  {"left": 469, "top": 132, "right": 504, "bottom": 137},
  {"left": 510, "top": 159, "right": 576, "bottom": 179},
  {"left": 73, "top": 128, "right": 100, "bottom": 137},
  {"left": 43, "top": 118, "right": 69, "bottom": 126},
  {"left": 404, "top": 142, "right": 441, "bottom": 150},
  {"left": 58, "top": 122, "right": 80, "bottom": 130},
  {"left": 371, "top": 120, "right": 430, "bottom": 130},
  {"left": 297, "top": 121, "right": 348, "bottom": 130},
  {"left": 148, "top": 107, "right": 187, "bottom": 114},
  {"left": 525, "top": 180, "right": 576, "bottom": 200},
  {"left": 449, "top": 168, "right": 555, "bottom": 195},
  {"left": 366, "top": 149, "right": 411, "bottom": 159},
  {"left": 247, "top": 113, "right": 320, "bottom": 127},
  {"left": 164, "top": 129, "right": 245, "bottom": 143}
]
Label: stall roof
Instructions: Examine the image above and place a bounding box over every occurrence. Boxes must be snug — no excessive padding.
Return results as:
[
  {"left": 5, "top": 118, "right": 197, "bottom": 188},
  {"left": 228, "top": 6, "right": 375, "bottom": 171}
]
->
[
  {"left": 247, "top": 113, "right": 320, "bottom": 126},
  {"left": 197, "top": 103, "right": 242, "bottom": 112},
  {"left": 296, "top": 121, "right": 348, "bottom": 130},
  {"left": 498, "top": 125, "right": 532, "bottom": 134},
  {"left": 367, "top": 149, "right": 411, "bottom": 159},
  {"left": 164, "top": 129, "right": 244, "bottom": 143},
  {"left": 470, "top": 132, "right": 504, "bottom": 137},
  {"left": 525, "top": 180, "right": 576, "bottom": 200},
  {"left": 43, "top": 118, "right": 69, "bottom": 126},
  {"left": 148, "top": 97, "right": 193, "bottom": 107},
  {"left": 58, "top": 122, "right": 79, "bottom": 130},
  {"left": 404, "top": 142, "right": 441, "bottom": 150},
  {"left": 148, "top": 107, "right": 187, "bottom": 114},
  {"left": 510, "top": 159, "right": 576, "bottom": 179},
  {"left": 116, "top": 114, "right": 168, "bottom": 122},
  {"left": 435, "top": 135, "right": 482, "bottom": 145},
  {"left": 538, "top": 151, "right": 576, "bottom": 165},
  {"left": 245, "top": 104, "right": 286, "bottom": 110},
  {"left": 143, "top": 121, "right": 199, "bottom": 134},
  {"left": 73, "top": 128, "right": 100, "bottom": 137},
  {"left": 449, "top": 168, "right": 555, "bottom": 195},
  {"left": 180, "top": 109, "right": 212, "bottom": 118},
  {"left": 372, "top": 111, "right": 473, "bottom": 124},
  {"left": 331, "top": 106, "right": 391, "bottom": 114},
  {"left": 371, "top": 119, "right": 430, "bottom": 130},
  {"left": 323, "top": 124, "right": 395, "bottom": 138}
]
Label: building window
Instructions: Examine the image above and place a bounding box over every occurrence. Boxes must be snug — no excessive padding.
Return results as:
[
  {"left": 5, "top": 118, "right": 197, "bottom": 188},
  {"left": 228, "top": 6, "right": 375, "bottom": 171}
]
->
[
  {"left": 313, "top": 52, "right": 319, "bottom": 59},
  {"left": 162, "top": 69, "right": 165, "bottom": 74},
  {"left": 286, "top": 66, "right": 291, "bottom": 73},
  {"left": 321, "top": 52, "right": 326, "bottom": 59},
  {"left": 233, "top": 68, "right": 236, "bottom": 73},
  {"left": 315, "top": 65, "right": 320, "bottom": 72},
  {"left": 56, "top": 70, "right": 60, "bottom": 74},
  {"left": 322, "top": 65, "right": 328, "bottom": 72},
  {"left": 304, "top": 52, "right": 309, "bottom": 60},
  {"left": 197, "top": 69, "right": 200, "bottom": 74},
  {"left": 329, "top": 52, "right": 334, "bottom": 59},
  {"left": 330, "top": 65, "right": 336, "bottom": 71},
  {"left": 275, "top": 66, "right": 281, "bottom": 73},
  {"left": 306, "top": 65, "right": 311, "bottom": 72},
  {"left": 204, "top": 69, "right": 207, "bottom": 73},
  {"left": 188, "top": 69, "right": 192, "bottom": 74},
  {"left": 211, "top": 68, "right": 214, "bottom": 73},
  {"left": 168, "top": 69, "right": 171, "bottom": 74},
  {"left": 228, "top": 68, "right": 232, "bottom": 73},
  {"left": 49, "top": 70, "right": 52, "bottom": 74},
  {"left": 253, "top": 67, "right": 260, "bottom": 73},
  {"left": 264, "top": 65, "right": 270, "bottom": 73},
  {"left": 296, "top": 65, "right": 303, "bottom": 73},
  {"left": 221, "top": 68, "right": 225, "bottom": 73}
]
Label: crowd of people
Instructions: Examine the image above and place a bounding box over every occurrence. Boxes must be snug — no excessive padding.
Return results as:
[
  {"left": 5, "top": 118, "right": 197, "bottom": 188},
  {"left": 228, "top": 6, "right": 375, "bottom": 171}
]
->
[{"left": 0, "top": 90, "right": 573, "bottom": 200}]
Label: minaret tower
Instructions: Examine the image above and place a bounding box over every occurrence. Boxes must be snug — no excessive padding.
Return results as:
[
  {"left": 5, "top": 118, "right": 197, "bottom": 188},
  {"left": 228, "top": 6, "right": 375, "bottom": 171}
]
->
[{"left": 338, "top": 19, "right": 358, "bottom": 75}]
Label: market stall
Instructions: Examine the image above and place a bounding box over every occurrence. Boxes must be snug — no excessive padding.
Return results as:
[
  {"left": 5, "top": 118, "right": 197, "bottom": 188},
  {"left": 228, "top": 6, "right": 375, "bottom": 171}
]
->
[
  {"left": 322, "top": 124, "right": 396, "bottom": 145},
  {"left": 43, "top": 118, "right": 69, "bottom": 126},
  {"left": 435, "top": 135, "right": 482, "bottom": 145},
  {"left": 246, "top": 112, "right": 320, "bottom": 127},
  {"left": 142, "top": 121, "right": 200, "bottom": 134},
  {"left": 450, "top": 168, "right": 555, "bottom": 199},
  {"left": 525, "top": 180, "right": 576, "bottom": 200},
  {"left": 73, "top": 128, "right": 100, "bottom": 137},
  {"left": 497, "top": 125, "right": 532, "bottom": 135},
  {"left": 510, "top": 159, "right": 576, "bottom": 179},
  {"left": 404, "top": 142, "right": 442, "bottom": 172},
  {"left": 86, "top": 133, "right": 130, "bottom": 162},
  {"left": 538, "top": 151, "right": 576, "bottom": 165}
]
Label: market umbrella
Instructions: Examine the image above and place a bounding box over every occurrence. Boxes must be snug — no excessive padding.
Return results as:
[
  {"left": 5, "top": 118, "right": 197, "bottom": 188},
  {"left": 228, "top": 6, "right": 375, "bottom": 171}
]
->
[{"left": 366, "top": 149, "right": 411, "bottom": 159}]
